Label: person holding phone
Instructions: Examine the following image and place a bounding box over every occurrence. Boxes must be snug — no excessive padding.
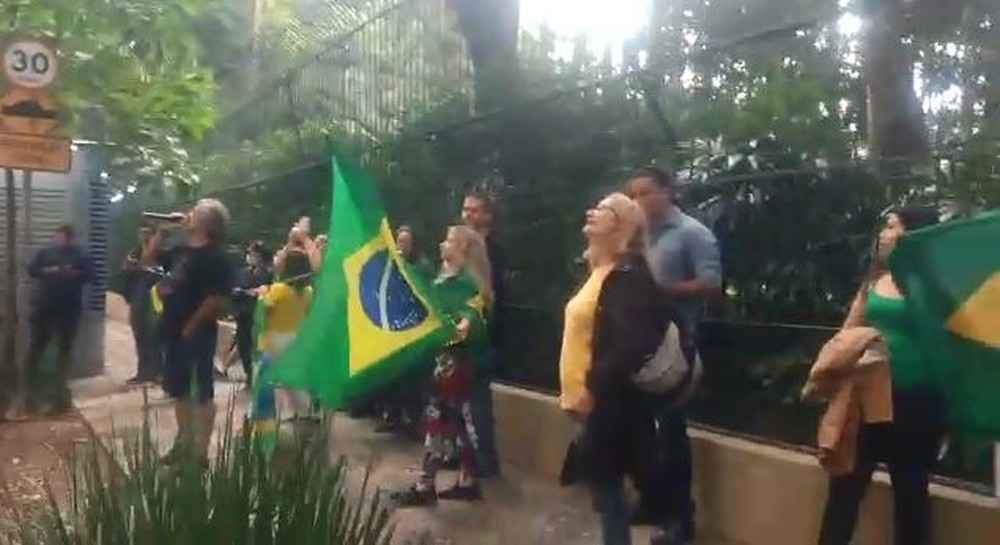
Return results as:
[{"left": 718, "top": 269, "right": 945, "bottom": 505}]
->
[{"left": 22, "top": 225, "right": 94, "bottom": 416}]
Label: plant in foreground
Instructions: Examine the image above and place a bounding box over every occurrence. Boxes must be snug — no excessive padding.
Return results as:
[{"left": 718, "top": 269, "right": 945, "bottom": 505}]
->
[{"left": 3, "top": 403, "right": 394, "bottom": 545}]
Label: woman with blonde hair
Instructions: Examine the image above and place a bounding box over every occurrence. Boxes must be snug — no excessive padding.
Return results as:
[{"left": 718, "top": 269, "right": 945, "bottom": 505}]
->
[
  {"left": 393, "top": 225, "right": 494, "bottom": 506},
  {"left": 560, "top": 193, "right": 681, "bottom": 545}
]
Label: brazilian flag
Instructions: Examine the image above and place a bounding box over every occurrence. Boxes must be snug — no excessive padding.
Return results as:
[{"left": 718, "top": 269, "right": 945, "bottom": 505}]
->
[
  {"left": 267, "top": 156, "right": 451, "bottom": 409},
  {"left": 890, "top": 212, "right": 1000, "bottom": 436}
]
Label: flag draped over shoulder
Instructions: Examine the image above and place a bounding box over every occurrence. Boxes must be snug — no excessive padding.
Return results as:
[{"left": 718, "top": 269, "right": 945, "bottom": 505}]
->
[
  {"left": 267, "top": 156, "right": 451, "bottom": 409},
  {"left": 889, "top": 212, "right": 1000, "bottom": 436}
]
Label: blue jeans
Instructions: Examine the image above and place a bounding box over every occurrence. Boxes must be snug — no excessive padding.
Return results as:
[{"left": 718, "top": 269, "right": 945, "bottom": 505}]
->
[
  {"left": 592, "top": 476, "right": 632, "bottom": 545},
  {"left": 470, "top": 350, "right": 500, "bottom": 477}
]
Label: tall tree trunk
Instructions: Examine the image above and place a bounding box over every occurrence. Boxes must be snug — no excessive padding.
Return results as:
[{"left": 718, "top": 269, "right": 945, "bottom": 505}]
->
[
  {"left": 862, "top": 0, "right": 929, "bottom": 165},
  {"left": 641, "top": 0, "right": 678, "bottom": 147},
  {"left": 447, "top": 0, "right": 520, "bottom": 112}
]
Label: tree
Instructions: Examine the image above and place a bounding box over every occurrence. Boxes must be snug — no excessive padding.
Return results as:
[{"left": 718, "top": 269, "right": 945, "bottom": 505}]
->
[
  {"left": 861, "top": 0, "right": 929, "bottom": 163},
  {"left": 448, "top": 0, "right": 520, "bottom": 112},
  {"left": 1, "top": 0, "right": 245, "bottom": 193}
]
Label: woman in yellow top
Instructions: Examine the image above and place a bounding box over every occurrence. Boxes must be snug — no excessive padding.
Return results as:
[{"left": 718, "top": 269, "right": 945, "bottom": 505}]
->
[
  {"left": 559, "top": 193, "right": 679, "bottom": 545},
  {"left": 253, "top": 250, "right": 314, "bottom": 425},
  {"left": 560, "top": 193, "right": 646, "bottom": 415}
]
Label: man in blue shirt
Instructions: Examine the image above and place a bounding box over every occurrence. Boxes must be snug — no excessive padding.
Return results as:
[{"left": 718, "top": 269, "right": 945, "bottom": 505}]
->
[
  {"left": 625, "top": 166, "right": 721, "bottom": 545},
  {"left": 25, "top": 225, "right": 95, "bottom": 415}
]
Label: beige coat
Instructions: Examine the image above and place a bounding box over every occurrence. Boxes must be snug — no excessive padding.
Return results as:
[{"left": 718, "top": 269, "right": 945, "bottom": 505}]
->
[{"left": 803, "top": 293, "right": 893, "bottom": 476}]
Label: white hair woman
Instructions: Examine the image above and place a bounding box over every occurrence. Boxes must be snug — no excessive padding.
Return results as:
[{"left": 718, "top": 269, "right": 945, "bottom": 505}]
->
[
  {"left": 559, "top": 193, "right": 680, "bottom": 545},
  {"left": 155, "top": 198, "right": 233, "bottom": 468},
  {"left": 392, "top": 225, "right": 494, "bottom": 506}
]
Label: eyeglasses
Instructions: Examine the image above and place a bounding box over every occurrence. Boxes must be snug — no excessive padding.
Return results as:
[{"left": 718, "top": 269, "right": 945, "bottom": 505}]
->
[{"left": 593, "top": 204, "right": 620, "bottom": 222}]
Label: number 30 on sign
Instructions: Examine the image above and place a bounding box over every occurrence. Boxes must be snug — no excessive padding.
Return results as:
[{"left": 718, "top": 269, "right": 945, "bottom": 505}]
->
[{"left": 3, "top": 40, "right": 58, "bottom": 90}]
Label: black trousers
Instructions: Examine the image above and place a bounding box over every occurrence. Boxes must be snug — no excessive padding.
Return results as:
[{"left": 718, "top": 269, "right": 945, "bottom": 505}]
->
[
  {"left": 26, "top": 308, "right": 81, "bottom": 408},
  {"left": 129, "top": 280, "right": 162, "bottom": 380},
  {"left": 635, "top": 405, "right": 695, "bottom": 536},
  {"left": 818, "top": 389, "right": 944, "bottom": 545},
  {"left": 234, "top": 312, "right": 254, "bottom": 383},
  {"left": 163, "top": 328, "right": 218, "bottom": 404}
]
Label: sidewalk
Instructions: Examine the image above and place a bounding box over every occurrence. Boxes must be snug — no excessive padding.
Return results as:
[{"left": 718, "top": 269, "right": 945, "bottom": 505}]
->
[
  {"left": 80, "top": 320, "right": 731, "bottom": 545},
  {"left": 71, "top": 320, "right": 248, "bottom": 460}
]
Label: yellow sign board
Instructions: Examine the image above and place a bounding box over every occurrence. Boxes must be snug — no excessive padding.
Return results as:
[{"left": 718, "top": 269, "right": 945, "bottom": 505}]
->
[
  {"left": 0, "top": 132, "right": 71, "bottom": 172},
  {"left": 0, "top": 36, "right": 70, "bottom": 172}
]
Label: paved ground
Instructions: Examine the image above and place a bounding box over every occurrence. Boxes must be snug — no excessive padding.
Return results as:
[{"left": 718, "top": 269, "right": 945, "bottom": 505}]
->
[
  {"left": 72, "top": 320, "right": 732, "bottom": 545},
  {"left": 0, "top": 411, "right": 92, "bottom": 536}
]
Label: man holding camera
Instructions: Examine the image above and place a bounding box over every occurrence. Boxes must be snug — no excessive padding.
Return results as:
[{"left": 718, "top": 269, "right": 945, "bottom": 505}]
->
[{"left": 151, "top": 199, "right": 233, "bottom": 467}]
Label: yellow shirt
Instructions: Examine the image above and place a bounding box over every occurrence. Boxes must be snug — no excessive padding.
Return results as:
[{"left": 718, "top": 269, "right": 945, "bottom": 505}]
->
[
  {"left": 259, "top": 283, "right": 313, "bottom": 352},
  {"left": 559, "top": 265, "right": 613, "bottom": 414}
]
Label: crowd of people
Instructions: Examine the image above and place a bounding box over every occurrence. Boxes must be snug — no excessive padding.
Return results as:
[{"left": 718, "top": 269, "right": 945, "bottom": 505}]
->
[{"left": 17, "top": 163, "right": 956, "bottom": 545}]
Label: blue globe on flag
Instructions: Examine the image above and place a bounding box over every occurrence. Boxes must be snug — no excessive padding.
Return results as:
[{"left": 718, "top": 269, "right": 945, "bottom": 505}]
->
[{"left": 358, "top": 249, "right": 428, "bottom": 331}]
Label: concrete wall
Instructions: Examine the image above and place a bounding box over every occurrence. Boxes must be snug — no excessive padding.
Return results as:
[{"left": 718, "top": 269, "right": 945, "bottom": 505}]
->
[{"left": 491, "top": 384, "right": 1000, "bottom": 545}]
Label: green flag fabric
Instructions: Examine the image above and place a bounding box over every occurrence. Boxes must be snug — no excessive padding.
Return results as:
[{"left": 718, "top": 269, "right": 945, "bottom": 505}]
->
[
  {"left": 267, "top": 156, "right": 451, "bottom": 409},
  {"left": 889, "top": 212, "right": 1000, "bottom": 436}
]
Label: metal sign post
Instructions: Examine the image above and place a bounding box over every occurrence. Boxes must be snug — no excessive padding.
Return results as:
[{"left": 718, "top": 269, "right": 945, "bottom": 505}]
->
[
  {"left": 1, "top": 35, "right": 69, "bottom": 415},
  {"left": 3, "top": 168, "right": 15, "bottom": 378}
]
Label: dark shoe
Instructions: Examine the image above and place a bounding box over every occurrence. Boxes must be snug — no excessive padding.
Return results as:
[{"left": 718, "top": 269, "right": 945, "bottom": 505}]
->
[
  {"left": 650, "top": 521, "right": 694, "bottom": 545},
  {"left": 390, "top": 484, "right": 437, "bottom": 507},
  {"left": 127, "top": 375, "right": 155, "bottom": 386},
  {"left": 631, "top": 506, "right": 656, "bottom": 526},
  {"left": 437, "top": 483, "right": 482, "bottom": 501},
  {"left": 374, "top": 421, "right": 398, "bottom": 434},
  {"left": 477, "top": 467, "right": 501, "bottom": 480}
]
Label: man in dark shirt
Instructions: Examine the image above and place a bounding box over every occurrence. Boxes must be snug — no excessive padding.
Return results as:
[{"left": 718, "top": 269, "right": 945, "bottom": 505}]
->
[
  {"left": 25, "top": 224, "right": 94, "bottom": 415},
  {"left": 225, "top": 240, "right": 272, "bottom": 387},
  {"left": 461, "top": 189, "right": 506, "bottom": 478},
  {"left": 123, "top": 225, "right": 161, "bottom": 385},
  {"left": 153, "top": 199, "right": 233, "bottom": 467}
]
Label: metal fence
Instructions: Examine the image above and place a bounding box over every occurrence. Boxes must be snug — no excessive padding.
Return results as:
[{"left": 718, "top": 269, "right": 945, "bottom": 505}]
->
[
  {"left": 124, "top": 0, "right": 1000, "bottom": 491},
  {"left": 197, "top": 0, "right": 472, "bottom": 195}
]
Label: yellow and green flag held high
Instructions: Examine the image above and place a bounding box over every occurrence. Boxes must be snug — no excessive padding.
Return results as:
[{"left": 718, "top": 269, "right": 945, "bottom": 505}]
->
[
  {"left": 889, "top": 212, "right": 1000, "bottom": 436},
  {"left": 269, "top": 156, "right": 451, "bottom": 409}
]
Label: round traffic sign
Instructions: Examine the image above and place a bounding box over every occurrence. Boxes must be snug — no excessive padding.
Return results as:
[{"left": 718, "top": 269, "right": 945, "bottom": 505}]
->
[{"left": 3, "top": 40, "right": 58, "bottom": 89}]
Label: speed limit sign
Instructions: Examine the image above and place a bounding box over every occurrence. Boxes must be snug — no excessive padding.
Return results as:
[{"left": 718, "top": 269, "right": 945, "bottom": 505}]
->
[{"left": 3, "top": 39, "right": 58, "bottom": 90}]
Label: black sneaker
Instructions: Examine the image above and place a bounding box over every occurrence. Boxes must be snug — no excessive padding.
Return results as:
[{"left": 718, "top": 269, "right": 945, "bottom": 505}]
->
[
  {"left": 374, "top": 420, "right": 400, "bottom": 434},
  {"left": 390, "top": 485, "right": 437, "bottom": 507},
  {"left": 437, "top": 483, "right": 482, "bottom": 501}
]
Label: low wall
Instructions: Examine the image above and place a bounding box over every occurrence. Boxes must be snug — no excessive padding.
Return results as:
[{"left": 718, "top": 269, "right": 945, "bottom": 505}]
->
[{"left": 491, "top": 384, "right": 1000, "bottom": 545}]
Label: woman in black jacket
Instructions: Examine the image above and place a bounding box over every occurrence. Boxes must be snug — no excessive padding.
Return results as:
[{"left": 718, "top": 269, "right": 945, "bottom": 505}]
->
[{"left": 561, "top": 193, "right": 676, "bottom": 545}]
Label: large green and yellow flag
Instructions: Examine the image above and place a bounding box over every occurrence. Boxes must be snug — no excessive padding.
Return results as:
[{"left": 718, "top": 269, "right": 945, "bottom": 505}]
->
[
  {"left": 889, "top": 212, "right": 1000, "bottom": 436},
  {"left": 268, "top": 156, "right": 451, "bottom": 409}
]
